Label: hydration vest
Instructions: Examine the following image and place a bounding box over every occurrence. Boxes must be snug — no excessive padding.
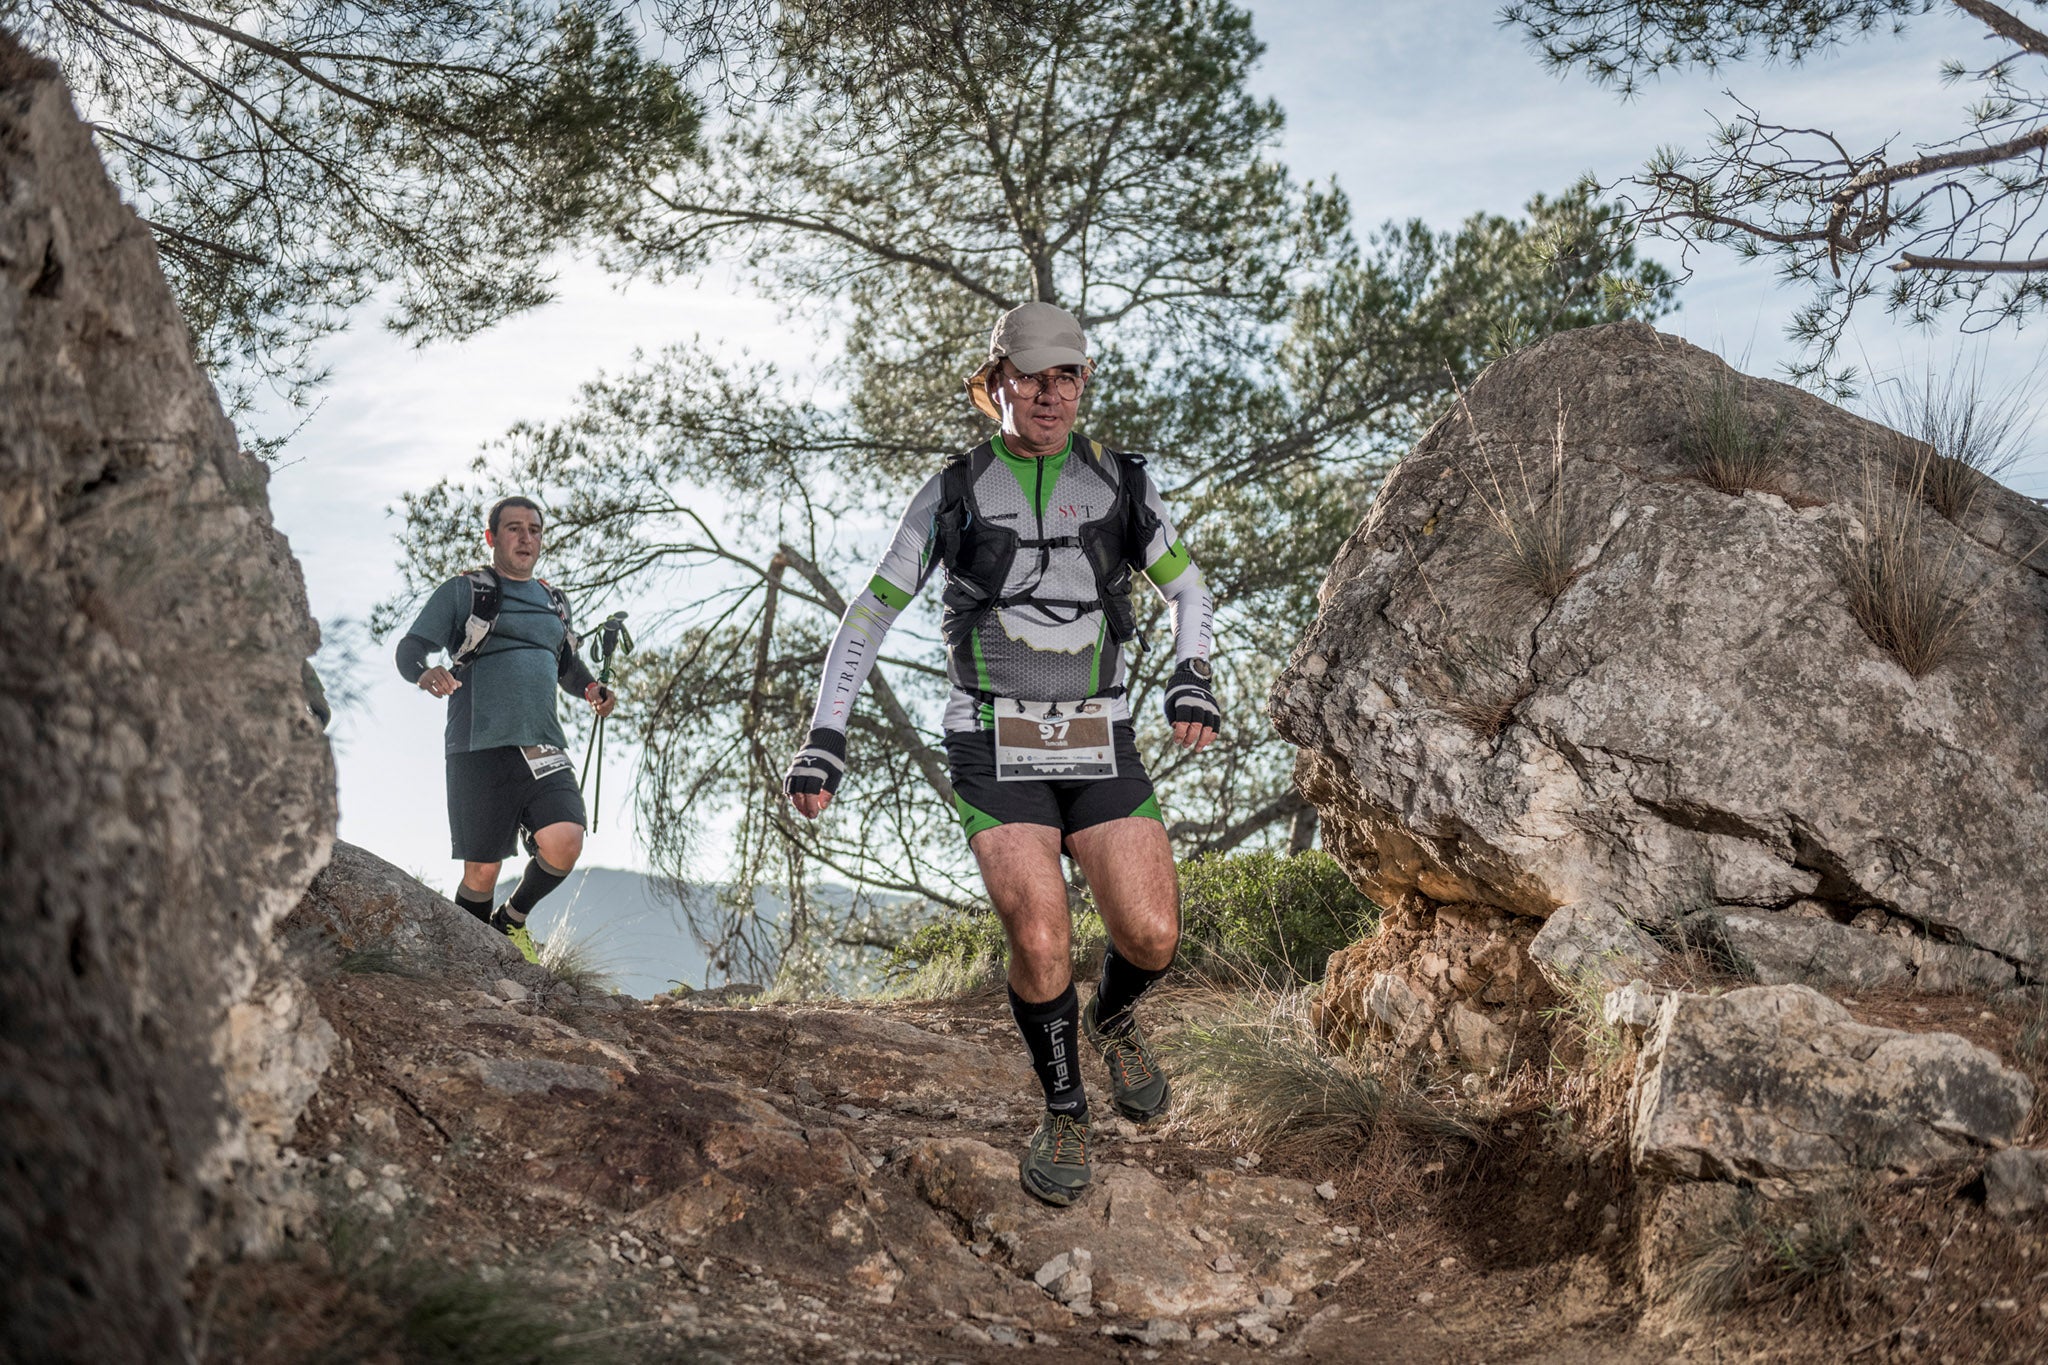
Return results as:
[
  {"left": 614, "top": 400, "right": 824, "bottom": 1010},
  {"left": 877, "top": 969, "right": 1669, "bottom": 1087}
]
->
[
  {"left": 447, "top": 566, "right": 577, "bottom": 669},
  {"left": 932, "top": 435, "right": 1161, "bottom": 695}
]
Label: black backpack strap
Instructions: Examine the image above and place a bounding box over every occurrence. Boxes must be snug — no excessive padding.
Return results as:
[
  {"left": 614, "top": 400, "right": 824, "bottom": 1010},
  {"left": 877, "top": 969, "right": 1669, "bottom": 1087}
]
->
[
  {"left": 536, "top": 577, "right": 579, "bottom": 655},
  {"left": 448, "top": 566, "right": 503, "bottom": 668},
  {"left": 933, "top": 447, "right": 979, "bottom": 574}
]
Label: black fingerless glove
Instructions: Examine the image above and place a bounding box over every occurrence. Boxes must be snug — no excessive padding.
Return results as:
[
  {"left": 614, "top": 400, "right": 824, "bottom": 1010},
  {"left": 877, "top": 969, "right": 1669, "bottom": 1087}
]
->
[
  {"left": 1163, "top": 659, "right": 1221, "bottom": 730},
  {"left": 783, "top": 727, "right": 848, "bottom": 797}
]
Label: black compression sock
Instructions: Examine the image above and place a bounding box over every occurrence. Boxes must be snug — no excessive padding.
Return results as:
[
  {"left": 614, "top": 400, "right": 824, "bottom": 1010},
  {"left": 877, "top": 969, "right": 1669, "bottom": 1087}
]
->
[
  {"left": 1094, "top": 946, "right": 1169, "bottom": 1037},
  {"left": 1010, "top": 983, "right": 1087, "bottom": 1119},
  {"left": 504, "top": 855, "right": 569, "bottom": 919},
  {"left": 453, "top": 885, "right": 495, "bottom": 925}
]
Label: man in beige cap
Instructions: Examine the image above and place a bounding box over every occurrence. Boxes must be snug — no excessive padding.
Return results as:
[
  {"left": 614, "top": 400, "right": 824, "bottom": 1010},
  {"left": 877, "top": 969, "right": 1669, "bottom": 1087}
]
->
[{"left": 784, "top": 302, "right": 1219, "bottom": 1206}]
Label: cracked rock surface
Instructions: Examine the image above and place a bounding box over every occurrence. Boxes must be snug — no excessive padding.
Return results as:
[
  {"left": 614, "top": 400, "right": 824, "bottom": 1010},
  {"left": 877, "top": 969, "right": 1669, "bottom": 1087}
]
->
[
  {"left": 0, "top": 37, "right": 335, "bottom": 1362},
  {"left": 1273, "top": 322, "right": 2048, "bottom": 1062},
  {"left": 1630, "top": 984, "right": 2033, "bottom": 1186}
]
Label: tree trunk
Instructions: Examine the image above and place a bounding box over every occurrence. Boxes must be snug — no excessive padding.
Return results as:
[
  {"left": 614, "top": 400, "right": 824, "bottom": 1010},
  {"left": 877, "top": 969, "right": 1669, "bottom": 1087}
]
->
[{"left": 1288, "top": 802, "right": 1319, "bottom": 854}]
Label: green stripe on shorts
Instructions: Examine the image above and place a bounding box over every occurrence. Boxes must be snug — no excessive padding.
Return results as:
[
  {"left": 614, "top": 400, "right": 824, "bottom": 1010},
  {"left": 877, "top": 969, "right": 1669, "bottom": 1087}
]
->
[
  {"left": 954, "top": 790, "right": 1003, "bottom": 841},
  {"left": 1130, "top": 792, "right": 1163, "bottom": 824}
]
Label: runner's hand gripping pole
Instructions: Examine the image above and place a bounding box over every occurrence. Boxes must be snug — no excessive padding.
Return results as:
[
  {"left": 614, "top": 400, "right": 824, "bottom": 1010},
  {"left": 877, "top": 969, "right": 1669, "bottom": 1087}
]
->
[
  {"left": 783, "top": 728, "right": 848, "bottom": 806},
  {"left": 580, "top": 612, "right": 632, "bottom": 832}
]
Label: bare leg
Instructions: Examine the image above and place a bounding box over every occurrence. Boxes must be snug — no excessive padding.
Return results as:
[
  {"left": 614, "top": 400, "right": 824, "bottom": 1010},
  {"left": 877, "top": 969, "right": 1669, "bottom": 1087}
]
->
[
  {"left": 530, "top": 821, "right": 584, "bottom": 871},
  {"left": 970, "top": 822, "right": 1073, "bottom": 1000},
  {"left": 1065, "top": 817, "right": 1180, "bottom": 970},
  {"left": 460, "top": 861, "right": 502, "bottom": 896}
]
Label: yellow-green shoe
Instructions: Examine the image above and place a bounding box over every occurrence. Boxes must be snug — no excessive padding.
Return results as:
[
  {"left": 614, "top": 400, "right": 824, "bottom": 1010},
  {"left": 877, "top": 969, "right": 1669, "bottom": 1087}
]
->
[
  {"left": 1019, "top": 1110, "right": 1092, "bottom": 1207},
  {"left": 1083, "top": 997, "right": 1171, "bottom": 1122},
  {"left": 489, "top": 907, "right": 542, "bottom": 966}
]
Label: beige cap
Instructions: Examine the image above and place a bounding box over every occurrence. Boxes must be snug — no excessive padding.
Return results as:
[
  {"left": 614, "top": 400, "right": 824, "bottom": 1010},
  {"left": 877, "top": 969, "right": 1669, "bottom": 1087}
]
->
[{"left": 965, "top": 302, "right": 1092, "bottom": 421}]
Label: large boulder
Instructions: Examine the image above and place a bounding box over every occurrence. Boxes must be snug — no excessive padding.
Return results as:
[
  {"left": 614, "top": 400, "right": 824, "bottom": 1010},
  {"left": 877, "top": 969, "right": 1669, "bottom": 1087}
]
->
[
  {"left": 285, "top": 839, "right": 547, "bottom": 993},
  {"left": 1630, "top": 985, "right": 2032, "bottom": 1187},
  {"left": 0, "top": 36, "right": 334, "bottom": 1362},
  {"left": 1272, "top": 323, "right": 2048, "bottom": 1009}
]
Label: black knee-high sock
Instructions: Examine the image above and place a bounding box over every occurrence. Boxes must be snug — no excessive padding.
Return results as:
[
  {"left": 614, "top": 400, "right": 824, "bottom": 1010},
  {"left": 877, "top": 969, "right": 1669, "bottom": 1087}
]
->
[
  {"left": 453, "top": 884, "right": 494, "bottom": 925},
  {"left": 1010, "top": 984, "right": 1087, "bottom": 1118},
  {"left": 1094, "top": 946, "right": 1169, "bottom": 1036},
  {"left": 502, "top": 855, "right": 569, "bottom": 923}
]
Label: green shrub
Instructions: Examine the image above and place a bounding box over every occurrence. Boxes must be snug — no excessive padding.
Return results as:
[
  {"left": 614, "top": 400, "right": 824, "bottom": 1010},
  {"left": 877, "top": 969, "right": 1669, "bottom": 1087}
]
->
[
  {"left": 1178, "top": 849, "right": 1380, "bottom": 985},
  {"left": 882, "top": 849, "right": 1378, "bottom": 996}
]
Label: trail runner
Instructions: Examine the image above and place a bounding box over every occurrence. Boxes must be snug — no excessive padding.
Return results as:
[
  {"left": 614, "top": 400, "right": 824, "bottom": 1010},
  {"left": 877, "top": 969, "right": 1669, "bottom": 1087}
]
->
[
  {"left": 396, "top": 496, "right": 617, "bottom": 960},
  {"left": 784, "top": 303, "right": 1219, "bottom": 1206}
]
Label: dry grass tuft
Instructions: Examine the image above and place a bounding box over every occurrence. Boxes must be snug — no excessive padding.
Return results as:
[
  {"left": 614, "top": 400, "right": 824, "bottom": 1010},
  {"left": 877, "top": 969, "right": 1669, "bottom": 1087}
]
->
[
  {"left": 1160, "top": 985, "right": 1479, "bottom": 1158},
  {"left": 537, "top": 928, "right": 619, "bottom": 999},
  {"left": 1540, "top": 964, "right": 1634, "bottom": 1077},
  {"left": 1658, "top": 1186, "right": 1865, "bottom": 1326},
  {"left": 1417, "top": 636, "right": 1536, "bottom": 737},
  {"left": 1679, "top": 371, "right": 1789, "bottom": 494},
  {"left": 1835, "top": 446, "right": 1994, "bottom": 678},
  {"left": 1456, "top": 387, "right": 1600, "bottom": 600},
  {"left": 1864, "top": 358, "right": 2030, "bottom": 523}
]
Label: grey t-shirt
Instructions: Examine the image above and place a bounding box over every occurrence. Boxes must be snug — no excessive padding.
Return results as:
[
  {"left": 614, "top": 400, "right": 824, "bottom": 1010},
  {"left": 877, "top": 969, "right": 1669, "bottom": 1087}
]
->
[{"left": 397, "top": 575, "right": 592, "bottom": 754}]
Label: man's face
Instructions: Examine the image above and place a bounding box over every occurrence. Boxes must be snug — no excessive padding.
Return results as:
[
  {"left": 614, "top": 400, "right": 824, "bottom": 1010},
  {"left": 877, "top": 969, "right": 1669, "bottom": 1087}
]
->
[
  {"left": 487, "top": 507, "right": 543, "bottom": 579},
  {"left": 996, "top": 361, "right": 1084, "bottom": 453}
]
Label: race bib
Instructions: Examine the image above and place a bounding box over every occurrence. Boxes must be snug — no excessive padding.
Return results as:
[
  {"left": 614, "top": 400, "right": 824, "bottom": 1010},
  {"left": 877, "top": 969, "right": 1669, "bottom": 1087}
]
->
[
  {"left": 993, "top": 698, "right": 1117, "bottom": 782},
  {"left": 521, "top": 744, "right": 573, "bottom": 780}
]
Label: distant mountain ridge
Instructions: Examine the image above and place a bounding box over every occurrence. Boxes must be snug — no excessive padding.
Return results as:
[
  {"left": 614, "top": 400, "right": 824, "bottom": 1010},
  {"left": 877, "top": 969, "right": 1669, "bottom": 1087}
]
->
[{"left": 495, "top": 866, "right": 905, "bottom": 998}]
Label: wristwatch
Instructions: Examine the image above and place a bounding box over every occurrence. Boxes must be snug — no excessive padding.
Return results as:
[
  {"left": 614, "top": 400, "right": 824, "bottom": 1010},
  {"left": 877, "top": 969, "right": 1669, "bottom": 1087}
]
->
[{"left": 1186, "top": 657, "right": 1212, "bottom": 681}]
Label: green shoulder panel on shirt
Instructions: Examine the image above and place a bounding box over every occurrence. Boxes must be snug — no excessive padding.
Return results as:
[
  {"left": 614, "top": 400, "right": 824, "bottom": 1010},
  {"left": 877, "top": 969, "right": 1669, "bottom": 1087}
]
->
[
  {"left": 1144, "top": 539, "right": 1193, "bottom": 587},
  {"left": 868, "top": 574, "right": 914, "bottom": 611}
]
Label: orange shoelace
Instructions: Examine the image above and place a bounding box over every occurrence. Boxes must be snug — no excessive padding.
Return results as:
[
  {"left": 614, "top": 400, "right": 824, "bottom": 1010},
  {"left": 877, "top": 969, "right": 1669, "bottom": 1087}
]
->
[{"left": 1108, "top": 1037, "right": 1155, "bottom": 1086}]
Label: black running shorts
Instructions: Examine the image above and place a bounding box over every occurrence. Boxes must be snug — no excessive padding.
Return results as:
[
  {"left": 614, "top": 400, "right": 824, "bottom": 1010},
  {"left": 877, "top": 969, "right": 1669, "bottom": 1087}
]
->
[
  {"left": 943, "top": 721, "right": 1162, "bottom": 845},
  {"left": 445, "top": 746, "right": 587, "bottom": 862}
]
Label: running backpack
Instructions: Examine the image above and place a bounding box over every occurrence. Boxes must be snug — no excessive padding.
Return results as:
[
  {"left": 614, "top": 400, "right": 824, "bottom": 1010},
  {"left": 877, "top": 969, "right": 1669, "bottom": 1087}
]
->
[
  {"left": 447, "top": 566, "right": 577, "bottom": 669},
  {"left": 931, "top": 435, "right": 1161, "bottom": 668}
]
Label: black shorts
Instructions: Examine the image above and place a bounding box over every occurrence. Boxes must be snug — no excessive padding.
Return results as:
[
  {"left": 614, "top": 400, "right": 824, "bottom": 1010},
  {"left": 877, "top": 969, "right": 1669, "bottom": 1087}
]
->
[
  {"left": 446, "top": 746, "right": 587, "bottom": 862},
  {"left": 944, "top": 721, "right": 1162, "bottom": 845}
]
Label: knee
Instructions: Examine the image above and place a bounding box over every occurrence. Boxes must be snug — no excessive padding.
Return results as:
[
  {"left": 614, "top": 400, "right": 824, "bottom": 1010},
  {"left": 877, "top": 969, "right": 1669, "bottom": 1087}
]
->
[
  {"left": 1115, "top": 902, "right": 1180, "bottom": 971},
  {"left": 1007, "top": 922, "right": 1068, "bottom": 971},
  {"left": 535, "top": 825, "right": 583, "bottom": 870}
]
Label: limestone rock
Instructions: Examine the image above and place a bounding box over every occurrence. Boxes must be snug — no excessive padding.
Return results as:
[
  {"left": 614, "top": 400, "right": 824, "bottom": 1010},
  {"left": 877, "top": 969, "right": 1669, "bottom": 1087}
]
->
[
  {"left": 1983, "top": 1147, "right": 2048, "bottom": 1219},
  {"left": 1527, "top": 900, "right": 1665, "bottom": 990},
  {"left": 0, "top": 37, "right": 334, "bottom": 1360},
  {"left": 1272, "top": 322, "right": 2048, "bottom": 979},
  {"left": 903, "top": 1136, "right": 1346, "bottom": 1319},
  {"left": 1313, "top": 898, "right": 1553, "bottom": 1071},
  {"left": 1630, "top": 985, "right": 2032, "bottom": 1186},
  {"left": 284, "top": 840, "right": 544, "bottom": 992},
  {"left": 1601, "top": 980, "right": 1666, "bottom": 1035},
  {"left": 1687, "top": 908, "right": 2015, "bottom": 993}
]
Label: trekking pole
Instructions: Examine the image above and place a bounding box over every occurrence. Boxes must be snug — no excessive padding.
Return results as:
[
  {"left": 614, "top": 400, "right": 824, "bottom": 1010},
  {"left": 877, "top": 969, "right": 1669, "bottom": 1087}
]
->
[{"left": 581, "top": 612, "right": 632, "bottom": 833}]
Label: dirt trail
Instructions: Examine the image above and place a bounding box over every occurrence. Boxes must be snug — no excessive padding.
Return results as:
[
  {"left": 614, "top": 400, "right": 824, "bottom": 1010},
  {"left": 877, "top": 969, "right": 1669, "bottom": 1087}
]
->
[{"left": 196, "top": 961, "right": 1730, "bottom": 1364}]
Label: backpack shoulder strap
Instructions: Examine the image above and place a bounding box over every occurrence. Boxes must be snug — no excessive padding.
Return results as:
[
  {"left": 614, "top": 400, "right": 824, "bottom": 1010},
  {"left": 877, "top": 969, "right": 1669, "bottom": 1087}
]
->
[
  {"left": 448, "top": 567, "right": 502, "bottom": 667},
  {"left": 1079, "top": 437, "right": 1159, "bottom": 564},
  {"left": 935, "top": 441, "right": 994, "bottom": 572},
  {"left": 536, "top": 577, "right": 579, "bottom": 653}
]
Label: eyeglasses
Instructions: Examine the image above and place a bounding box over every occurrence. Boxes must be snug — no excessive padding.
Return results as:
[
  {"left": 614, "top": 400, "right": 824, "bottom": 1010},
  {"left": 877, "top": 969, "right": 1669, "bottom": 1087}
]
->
[{"left": 1002, "top": 367, "right": 1086, "bottom": 401}]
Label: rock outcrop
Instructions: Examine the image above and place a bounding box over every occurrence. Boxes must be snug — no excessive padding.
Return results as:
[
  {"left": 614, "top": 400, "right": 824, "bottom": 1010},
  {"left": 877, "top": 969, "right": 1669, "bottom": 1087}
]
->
[
  {"left": 0, "top": 34, "right": 334, "bottom": 1360},
  {"left": 286, "top": 839, "right": 547, "bottom": 994},
  {"left": 1275, "top": 322, "right": 2048, "bottom": 1059},
  {"left": 1629, "top": 985, "right": 2032, "bottom": 1188}
]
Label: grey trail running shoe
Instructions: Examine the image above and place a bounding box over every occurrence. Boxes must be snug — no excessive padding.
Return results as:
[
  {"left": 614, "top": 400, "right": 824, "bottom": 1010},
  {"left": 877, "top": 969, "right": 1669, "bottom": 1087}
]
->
[
  {"left": 1020, "top": 1110, "right": 1093, "bottom": 1207},
  {"left": 1083, "top": 996, "right": 1171, "bottom": 1122}
]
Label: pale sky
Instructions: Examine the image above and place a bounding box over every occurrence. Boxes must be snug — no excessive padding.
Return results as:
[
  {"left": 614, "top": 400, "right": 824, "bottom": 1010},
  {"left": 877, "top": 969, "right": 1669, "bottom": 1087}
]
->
[{"left": 254, "top": 2, "right": 2048, "bottom": 890}]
